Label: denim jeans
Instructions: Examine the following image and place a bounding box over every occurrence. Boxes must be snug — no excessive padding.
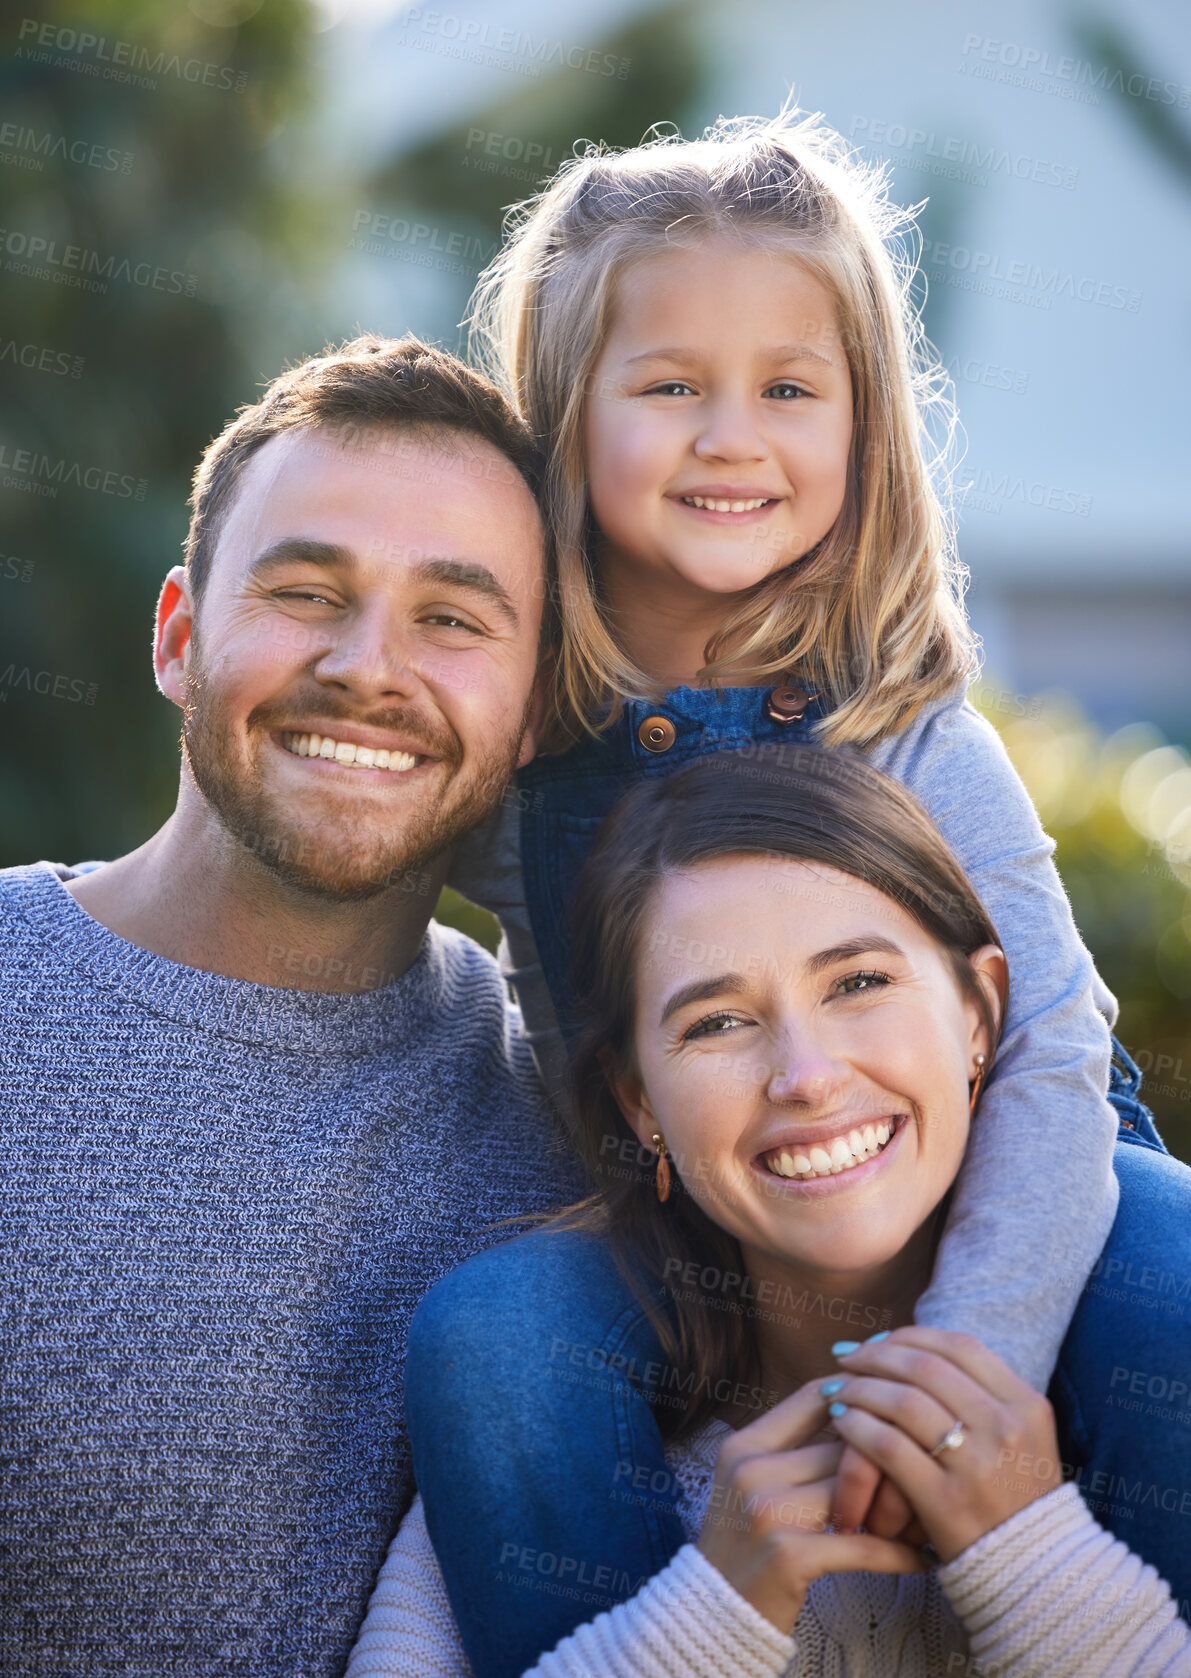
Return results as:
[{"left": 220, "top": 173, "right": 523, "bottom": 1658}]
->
[{"left": 405, "top": 1066, "right": 1191, "bottom": 1678}]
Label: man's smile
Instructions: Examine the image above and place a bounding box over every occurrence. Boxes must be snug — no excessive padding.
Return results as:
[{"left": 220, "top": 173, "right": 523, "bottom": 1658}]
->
[{"left": 278, "top": 728, "right": 430, "bottom": 774}]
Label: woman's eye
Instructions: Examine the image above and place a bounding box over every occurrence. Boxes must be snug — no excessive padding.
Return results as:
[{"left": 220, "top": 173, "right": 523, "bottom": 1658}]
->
[
  {"left": 681, "top": 1011, "right": 746, "bottom": 1042},
  {"left": 766, "top": 382, "right": 810, "bottom": 400},
  {"left": 836, "top": 970, "right": 892, "bottom": 996}
]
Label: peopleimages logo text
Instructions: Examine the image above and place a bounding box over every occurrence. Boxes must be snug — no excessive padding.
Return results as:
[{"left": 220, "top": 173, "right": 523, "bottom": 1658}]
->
[
  {"left": 16, "top": 19, "right": 247, "bottom": 90},
  {"left": 0, "top": 442, "right": 146, "bottom": 500},
  {"left": 0, "top": 228, "right": 197, "bottom": 296}
]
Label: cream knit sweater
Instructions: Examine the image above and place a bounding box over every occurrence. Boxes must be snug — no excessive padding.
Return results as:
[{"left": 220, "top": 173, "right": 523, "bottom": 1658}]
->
[{"left": 347, "top": 1415, "right": 1191, "bottom": 1678}]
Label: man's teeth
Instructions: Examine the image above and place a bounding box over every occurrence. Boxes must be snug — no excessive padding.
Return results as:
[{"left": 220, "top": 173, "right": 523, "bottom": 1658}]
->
[
  {"left": 764, "top": 1121, "right": 895, "bottom": 1180},
  {"left": 682, "top": 495, "right": 772, "bottom": 513},
  {"left": 282, "top": 732, "right": 419, "bottom": 772}
]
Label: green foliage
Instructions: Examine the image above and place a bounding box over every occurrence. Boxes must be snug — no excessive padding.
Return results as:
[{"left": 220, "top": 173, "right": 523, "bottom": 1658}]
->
[
  {"left": 0, "top": 0, "right": 318, "bottom": 859},
  {"left": 971, "top": 683, "right": 1191, "bottom": 1164}
]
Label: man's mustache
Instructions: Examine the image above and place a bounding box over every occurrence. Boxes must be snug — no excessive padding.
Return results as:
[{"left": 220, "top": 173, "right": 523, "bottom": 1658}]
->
[{"left": 243, "top": 696, "right": 463, "bottom": 768}]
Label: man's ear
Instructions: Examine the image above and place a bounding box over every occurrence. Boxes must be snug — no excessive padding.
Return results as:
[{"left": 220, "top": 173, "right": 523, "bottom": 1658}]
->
[
  {"left": 966, "top": 944, "right": 1008, "bottom": 1063},
  {"left": 514, "top": 648, "right": 557, "bottom": 771},
  {"left": 155, "top": 566, "right": 194, "bottom": 708},
  {"left": 596, "top": 1044, "right": 659, "bottom": 1151}
]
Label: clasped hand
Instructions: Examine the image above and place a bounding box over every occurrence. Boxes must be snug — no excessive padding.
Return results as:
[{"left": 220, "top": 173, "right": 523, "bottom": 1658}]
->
[{"left": 696, "top": 1326, "right": 1063, "bottom": 1635}]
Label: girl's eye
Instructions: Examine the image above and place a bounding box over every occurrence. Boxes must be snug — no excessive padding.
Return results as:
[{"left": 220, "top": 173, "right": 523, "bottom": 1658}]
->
[
  {"left": 681, "top": 1011, "right": 747, "bottom": 1042},
  {"left": 766, "top": 382, "right": 810, "bottom": 400},
  {"left": 645, "top": 380, "right": 694, "bottom": 397},
  {"left": 836, "top": 970, "right": 892, "bottom": 996}
]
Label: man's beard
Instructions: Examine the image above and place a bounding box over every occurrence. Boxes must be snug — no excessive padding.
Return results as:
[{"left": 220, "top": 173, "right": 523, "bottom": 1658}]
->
[{"left": 180, "top": 638, "right": 530, "bottom": 902}]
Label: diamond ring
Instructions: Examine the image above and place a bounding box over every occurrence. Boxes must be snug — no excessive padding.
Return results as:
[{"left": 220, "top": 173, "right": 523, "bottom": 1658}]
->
[{"left": 930, "top": 1420, "right": 966, "bottom": 1457}]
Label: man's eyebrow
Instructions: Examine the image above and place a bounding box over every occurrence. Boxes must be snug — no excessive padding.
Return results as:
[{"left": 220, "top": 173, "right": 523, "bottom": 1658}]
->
[
  {"left": 408, "top": 558, "right": 520, "bottom": 632},
  {"left": 247, "top": 538, "right": 354, "bottom": 578},
  {"left": 625, "top": 341, "right": 838, "bottom": 369},
  {"left": 659, "top": 973, "right": 750, "bottom": 1029},
  {"left": 244, "top": 544, "right": 521, "bottom": 632}
]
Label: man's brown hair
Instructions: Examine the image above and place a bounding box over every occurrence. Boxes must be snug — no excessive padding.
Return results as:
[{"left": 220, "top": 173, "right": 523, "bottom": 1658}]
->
[{"left": 184, "top": 332, "right": 548, "bottom": 617}]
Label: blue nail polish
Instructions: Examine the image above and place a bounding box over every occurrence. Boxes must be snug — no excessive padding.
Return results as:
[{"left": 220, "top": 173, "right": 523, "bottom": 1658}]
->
[
  {"left": 831, "top": 1340, "right": 861, "bottom": 1357},
  {"left": 828, "top": 1401, "right": 848, "bottom": 1418},
  {"left": 820, "top": 1377, "right": 846, "bottom": 1398},
  {"left": 866, "top": 1331, "right": 891, "bottom": 1344}
]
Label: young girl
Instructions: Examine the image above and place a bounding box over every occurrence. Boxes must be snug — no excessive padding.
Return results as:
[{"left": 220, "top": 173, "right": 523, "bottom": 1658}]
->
[
  {"left": 347, "top": 752, "right": 1191, "bottom": 1677},
  {"left": 404, "top": 107, "right": 1178, "bottom": 1675}
]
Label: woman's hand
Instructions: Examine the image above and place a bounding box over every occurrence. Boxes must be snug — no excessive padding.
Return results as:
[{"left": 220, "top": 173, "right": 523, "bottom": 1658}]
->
[
  {"left": 697, "top": 1378, "right": 925, "bottom": 1634},
  {"left": 831, "top": 1444, "right": 921, "bottom": 1541},
  {"left": 824, "top": 1326, "right": 1063, "bottom": 1563}
]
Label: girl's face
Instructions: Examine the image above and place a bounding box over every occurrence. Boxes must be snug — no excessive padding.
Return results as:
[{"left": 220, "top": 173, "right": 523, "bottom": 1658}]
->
[
  {"left": 583, "top": 241, "right": 855, "bottom": 599},
  {"left": 609, "top": 855, "right": 1003, "bottom": 1283}
]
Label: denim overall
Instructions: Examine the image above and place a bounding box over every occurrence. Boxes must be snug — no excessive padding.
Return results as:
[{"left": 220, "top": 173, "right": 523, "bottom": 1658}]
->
[
  {"left": 516, "top": 678, "right": 831, "bottom": 1034},
  {"left": 405, "top": 680, "right": 1189, "bottom": 1678}
]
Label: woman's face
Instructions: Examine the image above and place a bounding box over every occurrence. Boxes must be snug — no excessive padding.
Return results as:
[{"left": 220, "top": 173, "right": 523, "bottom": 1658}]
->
[{"left": 611, "top": 854, "right": 1003, "bottom": 1281}]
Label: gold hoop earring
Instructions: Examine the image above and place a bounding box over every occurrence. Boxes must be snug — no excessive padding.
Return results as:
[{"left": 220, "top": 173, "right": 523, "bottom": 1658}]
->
[
  {"left": 968, "top": 1054, "right": 987, "bottom": 1117},
  {"left": 651, "top": 1133, "right": 671, "bottom": 1203}
]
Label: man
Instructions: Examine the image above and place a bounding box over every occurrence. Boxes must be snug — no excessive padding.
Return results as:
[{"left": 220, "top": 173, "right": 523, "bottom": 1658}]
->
[{"left": 0, "top": 336, "right": 583, "bottom": 1676}]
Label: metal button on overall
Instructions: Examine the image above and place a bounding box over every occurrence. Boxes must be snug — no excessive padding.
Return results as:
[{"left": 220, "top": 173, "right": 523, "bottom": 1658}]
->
[
  {"left": 765, "top": 682, "right": 815, "bottom": 723},
  {"left": 638, "top": 715, "right": 676, "bottom": 753}
]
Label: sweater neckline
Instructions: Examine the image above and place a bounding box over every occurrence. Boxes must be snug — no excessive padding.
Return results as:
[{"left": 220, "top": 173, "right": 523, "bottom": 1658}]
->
[{"left": 5, "top": 861, "right": 447, "bottom": 1053}]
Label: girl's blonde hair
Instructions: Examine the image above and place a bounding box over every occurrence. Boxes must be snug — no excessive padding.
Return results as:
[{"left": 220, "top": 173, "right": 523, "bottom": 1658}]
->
[{"left": 468, "top": 101, "right": 977, "bottom": 750}]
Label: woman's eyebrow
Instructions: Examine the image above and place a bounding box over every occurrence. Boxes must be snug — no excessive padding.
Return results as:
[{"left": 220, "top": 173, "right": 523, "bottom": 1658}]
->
[
  {"left": 804, "top": 935, "right": 906, "bottom": 976},
  {"left": 658, "top": 972, "right": 748, "bottom": 1028}
]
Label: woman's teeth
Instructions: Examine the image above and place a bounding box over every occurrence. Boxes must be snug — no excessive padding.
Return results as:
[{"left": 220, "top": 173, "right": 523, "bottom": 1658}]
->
[
  {"left": 682, "top": 495, "right": 773, "bottom": 512},
  {"left": 764, "top": 1121, "right": 895, "bottom": 1181},
  {"left": 282, "top": 732, "right": 419, "bottom": 772}
]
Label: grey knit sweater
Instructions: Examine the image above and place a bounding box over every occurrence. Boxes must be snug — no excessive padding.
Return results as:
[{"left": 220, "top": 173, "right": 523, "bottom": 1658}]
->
[{"left": 0, "top": 861, "right": 585, "bottom": 1678}]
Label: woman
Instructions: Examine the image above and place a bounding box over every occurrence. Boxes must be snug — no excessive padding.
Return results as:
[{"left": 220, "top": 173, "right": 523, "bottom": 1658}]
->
[{"left": 348, "top": 749, "right": 1191, "bottom": 1676}]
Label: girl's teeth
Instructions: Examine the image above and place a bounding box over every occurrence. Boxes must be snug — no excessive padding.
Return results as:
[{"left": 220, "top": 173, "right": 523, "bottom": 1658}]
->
[
  {"left": 282, "top": 733, "right": 419, "bottom": 772},
  {"left": 684, "top": 495, "right": 771, "bottom": 512},
  {"left": 764, "top": 1121, "right": 899, "bottom": 1181}
]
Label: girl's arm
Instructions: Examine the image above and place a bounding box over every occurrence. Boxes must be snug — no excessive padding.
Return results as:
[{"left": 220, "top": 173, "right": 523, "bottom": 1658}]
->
[
  {"left": 866, "top": 683, "right": 1119, "bottom": 1391},
  {"left": 940, "top": 1484, "right": 1191, "bottom": 1677}
]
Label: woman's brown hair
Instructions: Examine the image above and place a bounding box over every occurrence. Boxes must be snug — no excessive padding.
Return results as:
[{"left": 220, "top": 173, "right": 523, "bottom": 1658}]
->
[{"left": 523, "top": 745, "right": 1005, "bottom": 1440}]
